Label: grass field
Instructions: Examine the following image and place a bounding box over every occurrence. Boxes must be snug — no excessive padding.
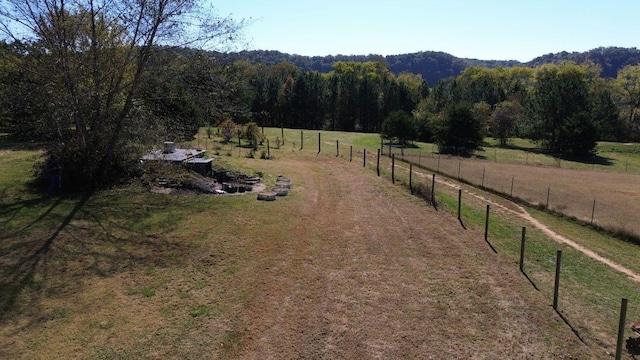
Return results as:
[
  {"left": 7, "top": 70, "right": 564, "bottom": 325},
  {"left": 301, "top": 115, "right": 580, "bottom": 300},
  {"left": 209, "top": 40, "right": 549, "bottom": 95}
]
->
[{"left": 2, "top": 130, "right": 640, "bottom": 358}]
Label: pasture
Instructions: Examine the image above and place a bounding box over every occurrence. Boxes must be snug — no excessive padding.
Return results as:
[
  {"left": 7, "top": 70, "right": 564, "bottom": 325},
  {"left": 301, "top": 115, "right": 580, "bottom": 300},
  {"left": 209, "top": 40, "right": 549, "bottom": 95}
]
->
[{"left": 1, "top": 130, "right": 640, "bottom": 359}]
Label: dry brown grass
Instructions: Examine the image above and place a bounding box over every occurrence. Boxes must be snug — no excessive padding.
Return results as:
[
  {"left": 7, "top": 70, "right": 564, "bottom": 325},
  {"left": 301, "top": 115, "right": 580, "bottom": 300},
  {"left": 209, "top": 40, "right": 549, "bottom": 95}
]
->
[{"left": 403, "top": 153, "right": 640, "bottom": 239}]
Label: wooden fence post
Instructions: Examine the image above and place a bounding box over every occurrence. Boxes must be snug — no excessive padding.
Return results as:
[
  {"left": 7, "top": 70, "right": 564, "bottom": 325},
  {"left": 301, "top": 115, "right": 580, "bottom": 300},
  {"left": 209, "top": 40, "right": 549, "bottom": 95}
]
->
[
  {"left": 510, "top": 176, "right": 514, "bottom": 197},
  {"left": 376, "top": 149, "right": 380, "bottom": 176},
  {"left": 300, "top": 130, "right": 303, "bottom": 150},
  {"left": 591, "top": 198, "right": 596, "bottom": 225},
  {"left": 519, "top": 227, "right": 526, "bottom": 272},
  {"left": 409, "top": 163, "right": 413, "bottom": 195},
  {"left": 350, "top": 145, "right": 352, "bottom": 162},
  {"left": 546, "top": 185, "right": 551, "bottom": 209},
  {"left": 317, "top": 132, "right": 321, "bottom": 154},
  {"left": 431, "top": 174, "right": 436, "bottom": 205},
  {"left": 392, "top": 154, "right": 395, "bottom": 184},
  {"left": 458, "top": 189, "right": 462, "bottom": 221},
  {"left": 363, "top": 149, "right": 366, "bottom": 167},
  {"left": 336, "top": 140, "right": 339, "bottom": 157},
  {"left": 553, "top": 250, "right": 562, "bottom": 310},
  {"left": 484, "top": 204, "right": 490, "bottom": 241},
  {"left": 615, "top": 298, "right": 628, "bottom": 360}
]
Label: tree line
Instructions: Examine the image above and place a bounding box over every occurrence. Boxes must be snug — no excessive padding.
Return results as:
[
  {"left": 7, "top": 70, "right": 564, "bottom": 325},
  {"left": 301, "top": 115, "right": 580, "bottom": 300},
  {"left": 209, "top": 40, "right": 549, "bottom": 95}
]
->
[
  {"left": 1, "top": 1, "right": 640, "bottom": 190},
  {"left": 213, "top": 47, "right": 640, "bottom": 88}
]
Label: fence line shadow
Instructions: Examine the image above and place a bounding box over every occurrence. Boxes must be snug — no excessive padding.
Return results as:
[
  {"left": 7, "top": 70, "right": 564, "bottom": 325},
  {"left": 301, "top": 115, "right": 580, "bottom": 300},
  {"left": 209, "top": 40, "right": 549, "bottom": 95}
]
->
[
  {"left": 555, "top": 308, "right": 586, "bottom": 344},
  {"left": 521, "top": 270, "right": 540, "bottom": 291}
]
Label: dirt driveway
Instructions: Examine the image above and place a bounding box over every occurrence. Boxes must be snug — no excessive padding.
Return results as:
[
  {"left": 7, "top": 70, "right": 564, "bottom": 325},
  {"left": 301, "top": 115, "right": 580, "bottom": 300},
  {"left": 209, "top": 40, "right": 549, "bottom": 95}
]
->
[{"left": 231, "top": 154, "right": 594, "bottom": 359}]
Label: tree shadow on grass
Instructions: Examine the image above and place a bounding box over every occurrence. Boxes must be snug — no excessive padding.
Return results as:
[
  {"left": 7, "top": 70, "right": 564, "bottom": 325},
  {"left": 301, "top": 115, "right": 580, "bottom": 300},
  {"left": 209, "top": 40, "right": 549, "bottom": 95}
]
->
[
  {"left": 0, "top": 189, "right": 190, "bottom": 328},
  {"left": 486, "top": 143, "right": 616, "bottom": 167}
]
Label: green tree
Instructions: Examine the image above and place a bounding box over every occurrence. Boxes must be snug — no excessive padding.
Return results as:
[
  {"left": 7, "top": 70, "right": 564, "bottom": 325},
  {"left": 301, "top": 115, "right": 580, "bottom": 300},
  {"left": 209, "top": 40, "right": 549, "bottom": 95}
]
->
[
  {"left": 614, "top": 65, "right": 640, "bottom": 134},
  {"left": 0, "top": 0, "right": 245, "bottom": 188},
  {"left": 219, "top": 119, "right": 237, "bottom": 143},
  {"left": 434, "top": 102, "right": 485, "bottom": 156},
  {"left": 526, "top": 63, "right": 600, "bottom": 155},
  {"left": 241, "top": 122, "right": 264, "bottom": 150},
  {"left": 490, "top": 101, "right": 524, "bottom": 146},
  {"left": 381, "top": 110, "right": 415, "bottom": 152}
]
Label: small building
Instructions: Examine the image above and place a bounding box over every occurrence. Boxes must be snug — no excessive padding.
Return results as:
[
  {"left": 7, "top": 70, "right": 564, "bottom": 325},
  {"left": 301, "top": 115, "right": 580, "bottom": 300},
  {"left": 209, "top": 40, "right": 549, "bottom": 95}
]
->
[
  {"left": 142, "top": 141, "right": 213, "bottom": 176},
  {"left": 186, "top": 157, "right": 213, "bottom": 177}
]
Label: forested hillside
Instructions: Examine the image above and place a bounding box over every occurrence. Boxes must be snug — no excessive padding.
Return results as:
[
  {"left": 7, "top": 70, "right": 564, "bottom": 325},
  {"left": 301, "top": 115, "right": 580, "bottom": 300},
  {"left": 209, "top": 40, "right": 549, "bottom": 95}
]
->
[{"left": 212, "top": 47, "right": 640, "bottom": 86}]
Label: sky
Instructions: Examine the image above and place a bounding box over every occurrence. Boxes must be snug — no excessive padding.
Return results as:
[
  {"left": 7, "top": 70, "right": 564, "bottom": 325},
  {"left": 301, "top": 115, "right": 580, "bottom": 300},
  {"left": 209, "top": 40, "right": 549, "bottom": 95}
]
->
[{"left": 212, "top": 0, "right": 640, "bottom": 62}]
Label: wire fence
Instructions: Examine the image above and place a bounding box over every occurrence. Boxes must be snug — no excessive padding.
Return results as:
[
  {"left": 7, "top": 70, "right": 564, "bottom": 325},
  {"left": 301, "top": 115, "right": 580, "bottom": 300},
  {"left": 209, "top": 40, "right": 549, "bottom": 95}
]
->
[{"left": 392, "top": 148, "right": 640, "bottom": 240}]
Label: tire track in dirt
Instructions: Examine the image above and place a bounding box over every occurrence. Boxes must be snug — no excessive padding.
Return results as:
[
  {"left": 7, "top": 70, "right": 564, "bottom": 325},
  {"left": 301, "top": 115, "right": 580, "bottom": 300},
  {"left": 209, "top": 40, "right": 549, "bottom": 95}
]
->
[{"left": 390, "top": 161, "right": 640, "bottom": 283}]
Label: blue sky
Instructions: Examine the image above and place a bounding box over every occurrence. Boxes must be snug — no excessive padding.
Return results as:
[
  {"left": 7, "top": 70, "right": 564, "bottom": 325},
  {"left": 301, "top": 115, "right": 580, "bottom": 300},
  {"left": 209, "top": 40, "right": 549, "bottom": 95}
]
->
[{"left": 213, "top": 0, "right": 640, "bottom": 62}]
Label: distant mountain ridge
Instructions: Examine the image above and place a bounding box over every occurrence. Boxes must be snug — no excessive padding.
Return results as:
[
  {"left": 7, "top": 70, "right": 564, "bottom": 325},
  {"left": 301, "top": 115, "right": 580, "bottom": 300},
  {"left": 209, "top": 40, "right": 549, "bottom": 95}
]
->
[{"left": 212, "top": 47, "right": 640, "bottom": 86}]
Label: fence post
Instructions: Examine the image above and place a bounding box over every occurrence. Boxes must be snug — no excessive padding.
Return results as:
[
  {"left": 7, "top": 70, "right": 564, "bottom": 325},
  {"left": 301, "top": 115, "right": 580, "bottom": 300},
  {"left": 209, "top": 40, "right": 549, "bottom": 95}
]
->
[
  {"left": 519, "top": 227, "right": 526, "bottom": 272},
  {"left": 431, "top": 174, "right": 436, "bottom": 206},
  {"left": 336, "top": 140, "right": 339, "bottom": 157},
  {"left": 300, "top": 130, "right": 303, "bottom": 150},
  {"left": 350, "top": 145, "right": 352, "bottom": 162},
  {"left": 615, "top": 298, "right": 628, "bottom": 360},
  {"left": 376, "top": 149, "right": 380, "bottom": 176},
  {"left": 317, "top": 132, "right": 321, "bottom": 154},
  {"left": 392, "top": 154, "right": 395, "bottom": 184},
  {"left": 591, "top": 198, "right": 596, "bottom": 225},
  {"left": 484, "top": 204, "right": 490, "bottom": 241},
  {"left": 553, "top": 250, "right": 562, "bottom": 310},
  {"left": 363, "top": 149, "right": 366, "bottom": 167},
  {"left": 281, "top": 127, "right": 284, "bottom": 145},
  {"left": 458, "top": 189, "right": 462, "bottom": 221},
  {"left": 546, "top": 185, "right": 551, "bottom": 209},
  {"left": 409, "top": 163, "right": 413, "bottom": 195},
  {"left": 510, "top": 176, "right": 514, "bottom": 197}
]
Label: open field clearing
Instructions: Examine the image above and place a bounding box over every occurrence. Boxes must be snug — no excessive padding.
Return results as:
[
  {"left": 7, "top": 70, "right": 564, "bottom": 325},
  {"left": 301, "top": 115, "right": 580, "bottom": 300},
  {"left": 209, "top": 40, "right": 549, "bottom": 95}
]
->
[{"left": 2, "top": 132, "right": 640, "bottom": 358}]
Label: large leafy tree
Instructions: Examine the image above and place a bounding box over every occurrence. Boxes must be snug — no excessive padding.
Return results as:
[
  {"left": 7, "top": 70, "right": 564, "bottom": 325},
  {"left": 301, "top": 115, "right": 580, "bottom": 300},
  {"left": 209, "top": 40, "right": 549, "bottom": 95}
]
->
[
  {"left": 434, "top": 102, "right": 485, "bottom": 156},
  {"left": 615, "top": 65, "right": 640, "bottom": 134},
  {"left": 490, "top": 100, "right": 525, "bottom": 146},
  {"left": 381, "top": 110, "right": 415, "bottom": 150},
  {"left": 0, "top": 0, "right": 245, "bottom": 188},
  {"left": 526, "top": 63, "right": 600, "bottom": 155}
]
